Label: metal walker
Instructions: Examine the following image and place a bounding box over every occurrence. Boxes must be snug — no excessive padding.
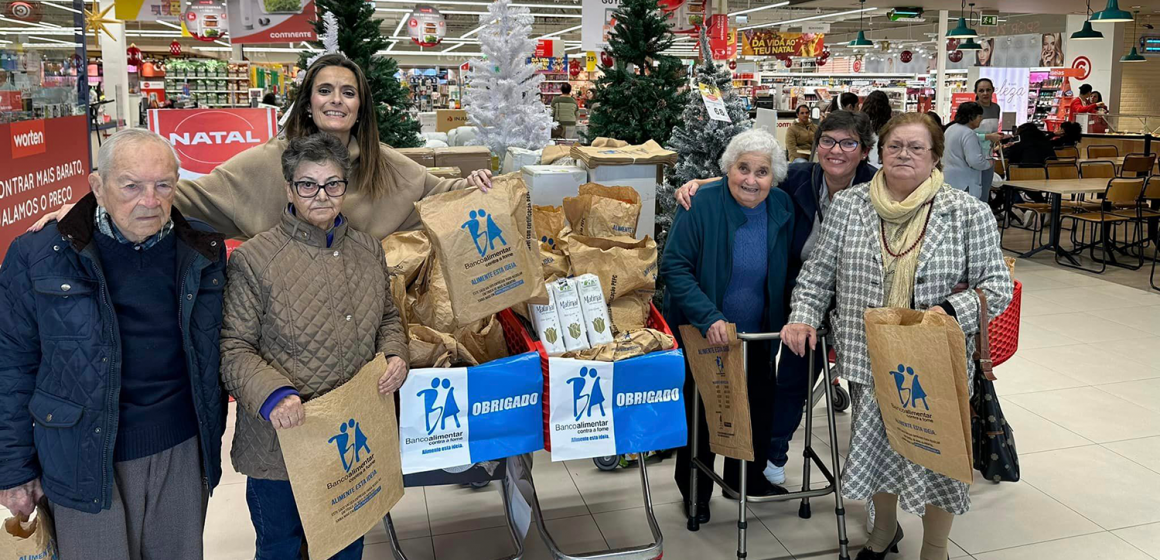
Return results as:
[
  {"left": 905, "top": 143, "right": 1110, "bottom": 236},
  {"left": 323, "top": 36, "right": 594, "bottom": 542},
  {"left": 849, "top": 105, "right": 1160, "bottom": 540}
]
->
[{"left": 686, "top": 331, "right": 851, "bottom": 560}]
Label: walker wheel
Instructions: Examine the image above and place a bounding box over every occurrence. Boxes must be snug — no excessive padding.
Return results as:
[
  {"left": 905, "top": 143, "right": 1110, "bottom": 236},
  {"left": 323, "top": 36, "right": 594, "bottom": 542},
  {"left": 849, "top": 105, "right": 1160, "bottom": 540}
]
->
[
  {"left": 593, "top": 455, "right": 621, "bottom": 471},
  {"left": 798, "top": 502, "right": 812, "bottom": 519},
  {"left": 469, "top": 480, "right": 491, "bottom": 489},
  {"left": 686, "top": 517, "right": 700, "bottom": 531},
  {"left": 832, "top": 386, "right": 850, "bottom": 413}
]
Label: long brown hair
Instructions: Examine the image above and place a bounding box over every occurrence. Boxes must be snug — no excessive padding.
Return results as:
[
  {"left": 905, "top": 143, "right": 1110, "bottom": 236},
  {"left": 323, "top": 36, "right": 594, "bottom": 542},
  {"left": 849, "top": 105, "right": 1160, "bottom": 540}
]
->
[{"left": 284, "top": 54, "right": 390, "bottom": 198}]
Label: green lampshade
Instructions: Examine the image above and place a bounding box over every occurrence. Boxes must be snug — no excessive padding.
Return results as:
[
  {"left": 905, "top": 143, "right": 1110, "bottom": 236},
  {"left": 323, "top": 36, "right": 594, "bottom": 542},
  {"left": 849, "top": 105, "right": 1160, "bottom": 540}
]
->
[
  {"left": 947, "top": 17, "right": 979, "bottom": 38},
  {"left": 1120, "top": 46, "right": 1146, "bottom": 62},
  {"left": 1091, "top": 0, "right": 1133, "bottom": 22},
  {"left": 958, "top": 38, "right": 983, "bottom": 50},
  {"left": 1070, "top": 20, "right": 1105, "bottom": 40},
  {"left": 848, "top": 30, "right": 874, "bottom": 48}
]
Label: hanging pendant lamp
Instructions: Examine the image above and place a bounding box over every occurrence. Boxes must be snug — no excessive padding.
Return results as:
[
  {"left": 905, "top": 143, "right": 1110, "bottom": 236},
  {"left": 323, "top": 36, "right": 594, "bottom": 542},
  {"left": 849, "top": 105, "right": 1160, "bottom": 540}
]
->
[
  {"left": 1121, "top": 11, "right": 1146, "bottom": 62},
  {"left": 849, "top": 0, "right": 874, "bottom": 48},
  {"left": 1091, "top": 0, "right": 1133, "bottom": 22},
  {"left": 947, "top": 0, "right": 978, "bottom": 38},
  {"left": 1072, "top": 0, "right": 1105, "bottom": 40},
  {"left": 958, "top": 38, "right": 983, "bottom": 50}
]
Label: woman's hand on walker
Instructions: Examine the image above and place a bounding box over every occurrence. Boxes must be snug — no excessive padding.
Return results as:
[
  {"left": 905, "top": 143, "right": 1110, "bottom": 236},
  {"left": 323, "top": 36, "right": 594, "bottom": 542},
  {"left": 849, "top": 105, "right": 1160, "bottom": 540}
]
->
[{"left": 780, "top": 323, "right": 816, "bottom": 357}]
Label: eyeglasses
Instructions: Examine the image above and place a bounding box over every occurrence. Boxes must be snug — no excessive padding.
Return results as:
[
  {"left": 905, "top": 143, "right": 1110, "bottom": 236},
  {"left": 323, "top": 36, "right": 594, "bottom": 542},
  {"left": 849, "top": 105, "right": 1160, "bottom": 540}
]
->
[
  {"left": 292, "top": 179, "right": 348, "bottom": 198},
  {"left": 884, "top": 143, "right": 931, "bottom": 157},
  {"left": 818, "top": 136, "right": 861, "bottom": 152}
]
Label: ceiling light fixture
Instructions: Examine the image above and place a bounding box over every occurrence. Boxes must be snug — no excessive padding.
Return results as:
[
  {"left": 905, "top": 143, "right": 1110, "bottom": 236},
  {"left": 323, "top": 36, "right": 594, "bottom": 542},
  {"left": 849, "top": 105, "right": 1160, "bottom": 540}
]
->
[
  {"left": 1121, "top": 10, "right": 1146, "bottom": 61},
  {"left": 1072, "top": 0, "right": 1106, "bottom": 39},
  {"left": 849, "top": 0, "right": 874, "bottom": 48},
  {"left": 1091, "top": 0, "right": 1134, "bottom": 22},
  {"left": 947, "top": 0, "right": 979, "bottom": 38}
]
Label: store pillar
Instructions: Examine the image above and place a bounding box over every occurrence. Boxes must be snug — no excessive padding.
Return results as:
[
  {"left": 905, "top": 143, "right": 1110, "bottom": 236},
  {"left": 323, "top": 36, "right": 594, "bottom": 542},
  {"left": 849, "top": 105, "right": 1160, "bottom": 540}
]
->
[
  {"left": 936, "top": 10, "right": 949, "bottom": 119},
  {"left": 1064, "top": 15, "right": 1125, "bottom": 111},
  {"left": 98, "top": 0, "right": 129, "bottom": 129}
]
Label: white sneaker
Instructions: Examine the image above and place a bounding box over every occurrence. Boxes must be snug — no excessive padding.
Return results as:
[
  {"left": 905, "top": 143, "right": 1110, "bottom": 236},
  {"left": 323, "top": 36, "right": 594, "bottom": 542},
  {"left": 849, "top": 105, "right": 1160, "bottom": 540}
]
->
[{"left": 763, "top": 461, "right": 786, "bottom": 485}]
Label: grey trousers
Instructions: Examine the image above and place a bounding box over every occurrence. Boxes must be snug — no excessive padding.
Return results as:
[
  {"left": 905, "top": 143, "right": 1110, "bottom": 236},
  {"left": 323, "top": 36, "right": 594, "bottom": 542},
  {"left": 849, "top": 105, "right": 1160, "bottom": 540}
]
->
[{"left": 50, "top": 436, "right": 209, "bottom": 560}]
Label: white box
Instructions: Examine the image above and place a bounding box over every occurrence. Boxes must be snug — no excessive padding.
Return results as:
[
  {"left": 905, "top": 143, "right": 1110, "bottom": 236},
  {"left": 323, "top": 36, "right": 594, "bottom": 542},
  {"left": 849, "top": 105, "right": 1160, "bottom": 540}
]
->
[
  {"left": 579, "top": 162, "right": 659, "bottom": 240},
  {"left": 418, "top": 111, "right": 437, "bottom": 134},
  {"left": 503, "top": 147, "right": 543, "bottom": 174},
  {"left": 521, "top": 165, "right": 588, "bottom": 207}
]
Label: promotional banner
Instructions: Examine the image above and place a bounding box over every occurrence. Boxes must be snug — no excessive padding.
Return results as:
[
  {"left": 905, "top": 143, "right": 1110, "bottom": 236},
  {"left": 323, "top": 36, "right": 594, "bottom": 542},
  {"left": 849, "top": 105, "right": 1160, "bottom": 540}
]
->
[
  {"left": 582, "top": 0, "right": 621, "bottom": 52},
  {"left": 0, "top": 116, "right": 89, "bottom": 258},
  {"left": 147, "top": 108, "right": 278, "bottom": 179},
  {"left": 658, "top": 0, "right": 706, "bottom": 36},
  {"left": 740, "top": 30, "right": 824, "bottom": 58},
  {"left": 277, "top": 356, "right": 405, "bottom": 560},
  {"left": 183, "top": 0, "right": 228, "bottom": 42},
  {"left": 546, "top": 350, "right": 686, "bottom": 461},
  {"left": 977, "top": 67, "right": 1031, "bottom": 125},
  {"left": 408, "top": 5, "right": 447, "bottom": 48},
  {"left": 226, "top": 0, "right": 317, "bottom": 44},
  {"left": 115, "top": 0, "right": 181, "bottom": 21},
  {"left": 971, "top": 33, "right": 1065, "bottom": 68},
  {"left": 399, "top": 352, "right": 544, "bottom": 475}
]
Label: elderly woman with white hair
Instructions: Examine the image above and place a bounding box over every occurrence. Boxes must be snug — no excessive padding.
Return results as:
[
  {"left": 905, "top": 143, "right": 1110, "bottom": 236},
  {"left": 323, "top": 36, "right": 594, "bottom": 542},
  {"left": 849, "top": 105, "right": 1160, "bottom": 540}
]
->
[{"left": 661, "top": 129, "right": 794, "bottom": 524}]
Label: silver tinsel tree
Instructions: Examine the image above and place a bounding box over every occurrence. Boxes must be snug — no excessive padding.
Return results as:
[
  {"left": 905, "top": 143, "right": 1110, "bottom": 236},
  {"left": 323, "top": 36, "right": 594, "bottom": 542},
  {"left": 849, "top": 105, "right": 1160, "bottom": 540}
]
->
[
  {"left": 658, "top": 29, "right": 752, "bottom": 251},
  {"left": 463, "top": 0, "right": 554, "bottom": 158}
]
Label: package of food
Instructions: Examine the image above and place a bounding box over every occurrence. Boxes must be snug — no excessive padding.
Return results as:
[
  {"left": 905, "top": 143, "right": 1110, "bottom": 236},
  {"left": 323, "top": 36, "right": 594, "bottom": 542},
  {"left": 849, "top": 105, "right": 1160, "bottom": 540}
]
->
[
  {"left": 528, "top": 287, "right": 568, "bottom": 355},
  {"left": 565, "top": 235, "right": 658, "bottom": 302},
  {"left": 548, "top": 278, "right": 590, "bottom": 352},
  {"left": 574, "top": 274, "right": 614, "bottom": 346},
  {"left": 609, "top": 290, "right": 651, "bottom": 334},
  {"left": 563, "top": 183, "right": 642, "bottom": 238},
  {"left": 416, "top": 173, "right": 547, "bottom": 325},
  {"left": 383, "top": 230, "right": 431, "bottom": 288}
]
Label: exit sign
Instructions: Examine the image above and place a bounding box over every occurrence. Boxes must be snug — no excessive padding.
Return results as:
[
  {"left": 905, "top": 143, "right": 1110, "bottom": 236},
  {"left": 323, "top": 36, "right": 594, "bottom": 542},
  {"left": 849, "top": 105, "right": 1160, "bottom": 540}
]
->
[{"left": 979, "top": 14, "right": 998, "bottom": 26}]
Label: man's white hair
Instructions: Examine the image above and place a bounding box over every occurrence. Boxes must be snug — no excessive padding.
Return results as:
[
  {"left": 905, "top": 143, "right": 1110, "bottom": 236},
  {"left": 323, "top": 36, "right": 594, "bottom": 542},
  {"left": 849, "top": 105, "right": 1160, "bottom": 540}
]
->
[
  {"left": 719, "top": 129, "right": 789, "bottom": 185},
  {"left": 97, "top": 128, "right": 181, "bottom": 181}
]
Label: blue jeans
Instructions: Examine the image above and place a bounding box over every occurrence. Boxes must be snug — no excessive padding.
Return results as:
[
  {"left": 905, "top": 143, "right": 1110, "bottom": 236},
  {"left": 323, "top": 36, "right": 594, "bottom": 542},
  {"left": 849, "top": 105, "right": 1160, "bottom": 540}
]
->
[
  {"left": 246, "top": 477, "right": 365, "bottom": 560},
  {"left": 767, "top": 343, "right": 825, "bottom": 468}
]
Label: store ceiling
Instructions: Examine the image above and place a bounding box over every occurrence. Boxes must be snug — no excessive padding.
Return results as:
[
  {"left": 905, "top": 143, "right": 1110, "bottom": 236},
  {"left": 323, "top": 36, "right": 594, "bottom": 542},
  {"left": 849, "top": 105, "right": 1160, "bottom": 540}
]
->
[{"left": 2, "top": 0, "right": 1154, "bottom": 62}]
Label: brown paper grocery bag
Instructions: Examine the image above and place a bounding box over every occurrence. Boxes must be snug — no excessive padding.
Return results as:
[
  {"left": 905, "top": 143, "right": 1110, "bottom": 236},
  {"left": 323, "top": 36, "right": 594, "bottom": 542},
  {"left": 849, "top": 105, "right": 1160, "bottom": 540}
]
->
[
  {"left": 383, "top": 230, "right": 431, "bottom": 288},
  {"left": 3, "top": 505, "right": 58, "bottom": 560},
  {"left": 564, "top": 235, "right": 657, "bottom": 302},
  {"left": 278, "top": 355, "right": 405, "bottom": 560},
  {"left": 609, "top": 290, "right": 651, "bottom": 334},
  {"left": 864, "top": 308, "right": 974, "bottom": 485},
  {"left": 533, "top": 205, "right": 568, "bottom": 248},
  {"left": 678, "top": 324, "right": 754, "bottom": 461},
  {"left": 563, "top": 183, "right": 642, "bottom": 238},
  {"left": 416, "top": 173, "right": 548, "bottom": 325}
]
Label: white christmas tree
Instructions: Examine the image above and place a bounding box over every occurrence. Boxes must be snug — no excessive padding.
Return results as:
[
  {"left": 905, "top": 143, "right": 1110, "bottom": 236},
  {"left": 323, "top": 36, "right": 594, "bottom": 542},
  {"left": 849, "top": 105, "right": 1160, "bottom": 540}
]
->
[{"left": 464, "top": 0, "right": 554, "bottom": 158}]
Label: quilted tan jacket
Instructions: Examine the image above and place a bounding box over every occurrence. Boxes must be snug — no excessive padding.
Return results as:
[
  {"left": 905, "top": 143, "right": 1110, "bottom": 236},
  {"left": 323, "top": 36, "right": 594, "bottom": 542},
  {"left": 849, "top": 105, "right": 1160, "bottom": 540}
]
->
[{"left": 220, "top": 210, "right": 408, "bottom": 480}]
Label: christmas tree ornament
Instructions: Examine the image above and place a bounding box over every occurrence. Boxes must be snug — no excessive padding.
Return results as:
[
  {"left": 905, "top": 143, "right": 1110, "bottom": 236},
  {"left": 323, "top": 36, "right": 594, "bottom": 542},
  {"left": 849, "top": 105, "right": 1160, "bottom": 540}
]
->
[
  {"left": 816, "top": 55, "right": 827, "bottom": 66},
  {"left": 126, "top": 44, "right": 143, "bottom": 67},
  {"left": 84, "top": 3, "right": 119, "bottom": 43},
  {"left": 727, "top": 59, "right": 736, "bottom": 70},
  {"left": 900, "top": 50, "right": 913, "bottom": 63},
  {"left": 169, "top": 40, "right": 182, "bottom": 56},
  {"left": 408, "top": 5, "right": 446, "bottom": 48},
  {"left": 463, "top": 0, "right": 554, "bottom": 158},
  {"left": 949, "top": 49, "right": 963, "bottom": 62},
  {"left": 601, "top": 51, "right": 614, "bottom": 67}
]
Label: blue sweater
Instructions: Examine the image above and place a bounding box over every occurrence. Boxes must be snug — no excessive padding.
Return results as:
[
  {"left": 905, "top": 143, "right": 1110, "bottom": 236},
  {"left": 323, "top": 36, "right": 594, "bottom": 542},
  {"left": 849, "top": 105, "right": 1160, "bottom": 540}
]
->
[
  {"left": 722, "top": 202, "right": 768, "bottom": 333},
  {"left": 93, "top": 233, "right": 198, "bottom": 462}
]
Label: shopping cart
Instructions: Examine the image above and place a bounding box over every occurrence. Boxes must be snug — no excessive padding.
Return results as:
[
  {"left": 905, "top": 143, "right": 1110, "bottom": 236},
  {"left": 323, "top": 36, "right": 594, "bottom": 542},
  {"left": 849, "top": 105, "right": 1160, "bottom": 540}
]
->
[
  {"left": 499, "top": 307, "right": 668, "bottom": 560},
  {"left": 687, "top": 330, "right": 850, "bottom": 560}
]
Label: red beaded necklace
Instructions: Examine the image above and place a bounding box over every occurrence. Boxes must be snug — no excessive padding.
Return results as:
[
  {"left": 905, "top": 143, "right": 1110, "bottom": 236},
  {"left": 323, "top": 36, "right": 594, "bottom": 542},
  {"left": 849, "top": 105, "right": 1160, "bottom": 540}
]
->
[{"left": 879, "top": 198, "right": 935, "bottom": 258}]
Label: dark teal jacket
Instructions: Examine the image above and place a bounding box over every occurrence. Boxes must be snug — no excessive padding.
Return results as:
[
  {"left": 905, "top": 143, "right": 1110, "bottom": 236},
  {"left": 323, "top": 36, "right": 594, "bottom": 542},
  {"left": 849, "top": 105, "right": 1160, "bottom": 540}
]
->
[{"left": 661, "top": 179, "right": 795, "bottom": 343}]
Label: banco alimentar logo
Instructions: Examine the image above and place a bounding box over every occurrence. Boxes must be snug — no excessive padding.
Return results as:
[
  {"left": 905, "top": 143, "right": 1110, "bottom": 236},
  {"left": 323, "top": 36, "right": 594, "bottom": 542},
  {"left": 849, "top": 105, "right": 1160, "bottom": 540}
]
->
[
  {"left": 889, "top": 364, "right": 929, "bottom": 411},
  {"left": 460, "top": 208, "right": 507, "bottom": 257},
  {"left": 417, "top": 377, "right": 462, "bottom": 435},
  {"left": 328, "top": 418, "right": 371, "bottom": 472},
  {"left": 566, "top": 366, "right": 607, "bottom": 421}
]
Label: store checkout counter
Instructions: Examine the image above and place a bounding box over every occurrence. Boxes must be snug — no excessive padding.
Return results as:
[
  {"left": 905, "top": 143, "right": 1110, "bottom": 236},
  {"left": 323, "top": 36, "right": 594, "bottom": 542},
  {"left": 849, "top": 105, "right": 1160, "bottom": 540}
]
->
[{"left": 1076, "top": 113, "right": 1158, "bottom": 156}]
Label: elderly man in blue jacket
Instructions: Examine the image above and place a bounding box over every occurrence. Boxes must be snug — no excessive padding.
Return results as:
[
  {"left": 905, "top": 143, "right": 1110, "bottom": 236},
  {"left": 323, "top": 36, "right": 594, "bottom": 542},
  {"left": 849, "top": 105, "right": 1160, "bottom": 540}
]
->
[{"left": 0, "top": 128, "right": 227, "bottom": 560}]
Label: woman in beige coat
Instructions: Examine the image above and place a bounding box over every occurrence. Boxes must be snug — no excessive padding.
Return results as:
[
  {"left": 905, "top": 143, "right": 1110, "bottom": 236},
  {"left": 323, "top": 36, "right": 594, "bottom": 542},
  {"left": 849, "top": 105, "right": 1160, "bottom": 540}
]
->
[
  {"left": 31, "top": 54, "right": 492, "bottom": 240},
  {"left": 220, "top": 133, "right": 408, "bottom": 559}
]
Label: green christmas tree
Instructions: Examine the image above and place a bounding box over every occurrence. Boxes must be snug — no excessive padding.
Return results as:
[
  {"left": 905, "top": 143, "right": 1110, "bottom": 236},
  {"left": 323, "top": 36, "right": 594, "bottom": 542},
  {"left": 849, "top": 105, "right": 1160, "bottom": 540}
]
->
[
  {"left": 586, "top": 0, "right": 688, "bottom": 145},
  {"left": 298, "top": 1, "right": 423, "bottom": 148}
]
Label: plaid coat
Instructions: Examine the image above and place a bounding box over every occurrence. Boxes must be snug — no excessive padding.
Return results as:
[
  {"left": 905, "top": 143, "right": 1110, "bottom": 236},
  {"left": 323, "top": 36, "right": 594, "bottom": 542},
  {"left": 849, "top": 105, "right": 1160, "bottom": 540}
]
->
[{"left": 787, "top": 182, "right": 1012, "bottom": 386}]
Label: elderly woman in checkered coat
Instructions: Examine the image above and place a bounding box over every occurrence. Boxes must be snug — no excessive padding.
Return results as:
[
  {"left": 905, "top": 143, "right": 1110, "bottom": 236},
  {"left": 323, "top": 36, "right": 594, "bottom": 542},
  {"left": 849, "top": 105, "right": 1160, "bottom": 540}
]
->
[{"left": 781, "top": 112, "right": 1012, "bottom": 560}]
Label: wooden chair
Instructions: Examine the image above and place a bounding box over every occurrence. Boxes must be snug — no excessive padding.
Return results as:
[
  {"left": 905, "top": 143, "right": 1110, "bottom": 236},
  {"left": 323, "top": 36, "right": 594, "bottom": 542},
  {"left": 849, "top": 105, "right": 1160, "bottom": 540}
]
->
[
  {"left": 1081, "top": 161, "right": 1117, "bottom": 179},
  {"left": 1054, "top": 146, "right": 1080, "bottom": 160},
  {"left": 1121, "top": 153, "right": 1157, "bottom": 179},
  {"left": 1047, "top": 161, "right": 1079, "bottom": 179},
  {"left": 1087, "top": 145, "right": 1119, "bottom": 158},
  {"left": 1002, "top": 164, "right": 1051, "bottom": 253},
  {"left": 1060, "top": 178, "right": 1146, "bottom": 273}
]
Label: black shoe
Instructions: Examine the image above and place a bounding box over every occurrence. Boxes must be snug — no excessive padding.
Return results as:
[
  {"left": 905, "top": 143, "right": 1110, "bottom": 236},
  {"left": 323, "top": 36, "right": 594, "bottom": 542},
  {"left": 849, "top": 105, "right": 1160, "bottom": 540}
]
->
[
  {"left": 854, "top": 523, "right": 904, "bottom": 560},
  {"left": 722, "top": 483, "right": 789, "bottom": 500}
]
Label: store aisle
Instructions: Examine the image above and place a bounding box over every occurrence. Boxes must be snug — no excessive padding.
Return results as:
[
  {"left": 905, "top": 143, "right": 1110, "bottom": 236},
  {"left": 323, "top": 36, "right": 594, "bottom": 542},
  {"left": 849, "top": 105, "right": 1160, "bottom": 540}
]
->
[{"left": 5, "top": 259, "right": 1160, "bottom": 560}]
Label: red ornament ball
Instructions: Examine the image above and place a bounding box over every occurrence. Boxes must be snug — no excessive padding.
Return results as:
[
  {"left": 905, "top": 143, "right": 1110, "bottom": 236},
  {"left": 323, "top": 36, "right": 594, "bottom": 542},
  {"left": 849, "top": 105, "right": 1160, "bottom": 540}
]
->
[
  {"left": 126, "top": 44, "right": 143, "bottom": 67},
  {"left": 169, "top": 40, "right": 182, "bottom": 56},
  {"left": 816, "top": 56, "right": 827, "bottom": 66},
  {"left": 727, "top": 59, "right": 737, "bottom": 70},
  {"left": 783, "top": 58, "right": 792, "bottom": 68},
  {"left": 600, "top": 52, "right": 613, "bottom": 67},
  {"left": 949, "top": 50, "right": 963, "bottom": 63},
  {"left": 900, "top": 50, "right": 913, "bottom": 63}
]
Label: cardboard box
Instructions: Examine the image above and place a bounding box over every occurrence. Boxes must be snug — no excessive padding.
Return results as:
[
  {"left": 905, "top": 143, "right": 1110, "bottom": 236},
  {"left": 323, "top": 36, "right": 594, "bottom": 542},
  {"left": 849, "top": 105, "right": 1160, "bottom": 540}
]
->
[
  {"left": 521, "top": 165, "right": 588, "bottom": 207},
  {"left": 428, "top": 166, "right": 461, "bottom": 179},
  {"left": 502, "top": 147, "right": 543, "bottom": 174},
  {"left": 395, "top": 147, "right": 436, "bottom": 167},
  {"left": 435, "top": 109, "right": 469, "bottom": 133},
  {"left": 434, "top": 146, "right": 491, "bottom": 176},
  {"left": 579, "top": 162, "right": 660, "bottom": 241}
]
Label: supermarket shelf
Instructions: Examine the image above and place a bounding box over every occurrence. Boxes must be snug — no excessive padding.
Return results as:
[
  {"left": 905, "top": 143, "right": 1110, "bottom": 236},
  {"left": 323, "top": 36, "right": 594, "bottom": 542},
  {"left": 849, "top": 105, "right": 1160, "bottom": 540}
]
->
[
  {"left": 168, "top": 90, "right": 242, "bottom": 94},
  {"left": 166, "top": 76, "right": 249, "bottom": 80}
]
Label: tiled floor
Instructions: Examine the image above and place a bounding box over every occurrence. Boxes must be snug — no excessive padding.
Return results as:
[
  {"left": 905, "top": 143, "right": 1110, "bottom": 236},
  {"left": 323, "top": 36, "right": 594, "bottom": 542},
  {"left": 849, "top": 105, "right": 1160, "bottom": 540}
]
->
[{"left": 7, "top": 259, "right": 1160, "bottom": 559}]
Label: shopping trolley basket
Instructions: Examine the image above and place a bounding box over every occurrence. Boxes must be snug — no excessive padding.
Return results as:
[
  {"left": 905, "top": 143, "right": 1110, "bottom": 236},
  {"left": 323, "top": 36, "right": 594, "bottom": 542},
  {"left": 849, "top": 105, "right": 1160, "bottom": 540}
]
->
[{"left": 687, "top": 330, "right": 850, "bottom": 560}]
